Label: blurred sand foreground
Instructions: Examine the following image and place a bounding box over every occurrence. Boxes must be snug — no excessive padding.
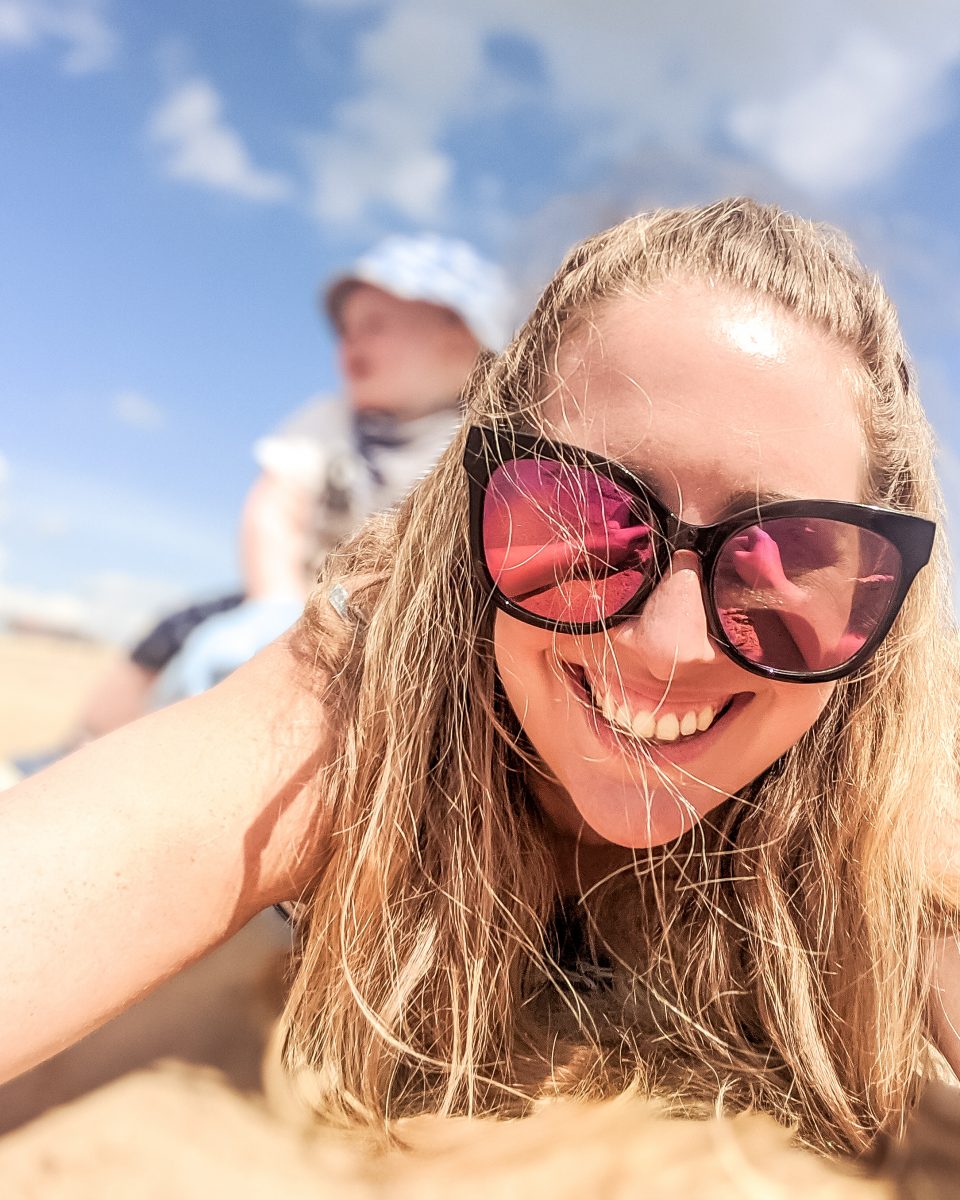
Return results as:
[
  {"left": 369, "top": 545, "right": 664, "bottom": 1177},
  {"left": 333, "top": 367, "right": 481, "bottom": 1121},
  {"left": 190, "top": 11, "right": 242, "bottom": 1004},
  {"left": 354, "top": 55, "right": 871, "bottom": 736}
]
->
[{"left": 0, "top": 1063, "right": 890, "bottom": 1200}]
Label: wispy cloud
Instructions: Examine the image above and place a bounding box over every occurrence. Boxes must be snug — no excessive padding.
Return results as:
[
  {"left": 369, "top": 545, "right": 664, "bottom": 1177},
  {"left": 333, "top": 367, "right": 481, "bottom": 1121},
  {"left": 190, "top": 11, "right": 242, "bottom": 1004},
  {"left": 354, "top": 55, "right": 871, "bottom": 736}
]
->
[
  {"left": 728, "top": 27, "right": 960, "bottom": 194},
  {"left": 149, "top": 78, "right": 293, "bottom": 203},
  {"left": 0, "top": 449, "right": 232, "bottom": 642},
  {"left": 295, "top": 0, "right": 960, "bottom": 232},
  {"left": 300, "top": 5, "right": 474, "bottom": 227},
  {"left": 0, "top": 0, "right": 117, "bottom": 73},
  {"left": 112, "top": 389, "right": 166, "bottom": 432},
  {"left": 2, "top": 455, "right": 236, "bottom": 593}
]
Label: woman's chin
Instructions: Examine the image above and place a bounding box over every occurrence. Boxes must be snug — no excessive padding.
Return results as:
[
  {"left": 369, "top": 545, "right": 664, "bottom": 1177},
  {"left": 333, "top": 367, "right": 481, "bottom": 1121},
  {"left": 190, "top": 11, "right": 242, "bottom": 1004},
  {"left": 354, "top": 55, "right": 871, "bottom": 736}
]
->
[{"left": 568, "top": 778, "right": 714, "bottom": 850}]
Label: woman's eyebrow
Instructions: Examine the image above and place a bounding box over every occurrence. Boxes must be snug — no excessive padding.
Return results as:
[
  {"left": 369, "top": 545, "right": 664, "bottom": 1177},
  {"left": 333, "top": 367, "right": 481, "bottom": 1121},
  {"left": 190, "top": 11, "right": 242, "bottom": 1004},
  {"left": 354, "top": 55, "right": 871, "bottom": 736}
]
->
[
  {"left": 616, "top": 456, "right": 799, "bottom": 516},
  {"left": 718, "top": 487, "right": 800, "bottom": 514}
]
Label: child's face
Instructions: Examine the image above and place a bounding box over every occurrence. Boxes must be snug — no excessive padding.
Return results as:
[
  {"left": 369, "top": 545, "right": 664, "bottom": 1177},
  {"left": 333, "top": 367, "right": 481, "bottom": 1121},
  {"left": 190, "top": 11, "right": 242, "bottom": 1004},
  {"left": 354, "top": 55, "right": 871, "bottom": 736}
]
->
[
  {"left": 337, "top": 284, "right": 480, "bottom": 418},
  {"left": 494, "top": 280, "right": 866, "bottom": 850}
]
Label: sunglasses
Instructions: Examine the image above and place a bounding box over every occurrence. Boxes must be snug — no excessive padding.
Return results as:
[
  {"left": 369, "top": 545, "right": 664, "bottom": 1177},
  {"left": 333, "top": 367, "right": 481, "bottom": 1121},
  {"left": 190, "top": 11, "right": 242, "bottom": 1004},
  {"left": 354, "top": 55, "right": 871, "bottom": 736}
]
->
[{"left": 463, "top": 425, "right": 936, "bottom": 684}]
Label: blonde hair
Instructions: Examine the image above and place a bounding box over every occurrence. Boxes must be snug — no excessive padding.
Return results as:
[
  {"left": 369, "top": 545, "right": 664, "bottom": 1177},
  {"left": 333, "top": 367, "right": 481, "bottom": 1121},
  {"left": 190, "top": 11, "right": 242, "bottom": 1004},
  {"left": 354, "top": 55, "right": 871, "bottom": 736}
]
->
[{"left": 282, "top": 199, "right": 959, "bottom": 1153}]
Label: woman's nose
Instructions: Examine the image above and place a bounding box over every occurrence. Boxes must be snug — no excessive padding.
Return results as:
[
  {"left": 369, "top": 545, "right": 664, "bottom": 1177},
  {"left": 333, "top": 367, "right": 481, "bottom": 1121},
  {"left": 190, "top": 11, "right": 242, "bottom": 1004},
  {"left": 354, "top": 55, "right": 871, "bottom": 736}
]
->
[{"left": 615, "top": 551, "right": 717, "bottom": 680}]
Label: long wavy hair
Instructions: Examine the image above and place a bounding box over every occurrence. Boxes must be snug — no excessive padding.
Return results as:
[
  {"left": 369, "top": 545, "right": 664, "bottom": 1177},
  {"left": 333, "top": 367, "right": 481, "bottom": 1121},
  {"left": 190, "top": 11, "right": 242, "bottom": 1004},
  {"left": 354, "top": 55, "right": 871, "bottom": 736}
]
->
[{"left": 280, "top": 199, "right": 959, "bottom": 1154}]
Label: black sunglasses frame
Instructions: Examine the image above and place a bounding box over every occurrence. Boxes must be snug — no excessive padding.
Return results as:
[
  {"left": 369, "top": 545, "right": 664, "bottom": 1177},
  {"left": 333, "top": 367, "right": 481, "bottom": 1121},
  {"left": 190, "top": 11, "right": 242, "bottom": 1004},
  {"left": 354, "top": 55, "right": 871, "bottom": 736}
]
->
[{"left": 463, "top": 424, "right": 936, "bottom": 685}]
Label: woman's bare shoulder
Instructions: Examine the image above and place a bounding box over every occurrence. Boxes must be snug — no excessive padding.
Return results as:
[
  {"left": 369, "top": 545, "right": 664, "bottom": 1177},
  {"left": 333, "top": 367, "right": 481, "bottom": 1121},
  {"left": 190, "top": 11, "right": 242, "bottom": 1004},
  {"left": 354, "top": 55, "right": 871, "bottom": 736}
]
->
[{"left": 0, "top": 626, "right": 343, "bottom": 1082}]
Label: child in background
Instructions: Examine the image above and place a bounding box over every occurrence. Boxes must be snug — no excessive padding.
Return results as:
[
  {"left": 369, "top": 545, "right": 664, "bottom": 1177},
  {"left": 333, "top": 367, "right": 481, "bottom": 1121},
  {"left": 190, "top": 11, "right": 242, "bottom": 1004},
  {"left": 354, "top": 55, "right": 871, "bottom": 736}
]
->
[{"left": 82, "top": 234, "right": 514, "bottom": 724}]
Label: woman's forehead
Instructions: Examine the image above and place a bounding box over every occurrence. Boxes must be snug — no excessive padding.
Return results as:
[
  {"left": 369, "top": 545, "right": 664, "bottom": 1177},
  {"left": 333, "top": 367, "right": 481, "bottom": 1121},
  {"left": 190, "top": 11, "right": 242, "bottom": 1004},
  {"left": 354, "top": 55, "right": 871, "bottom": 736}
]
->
[{"left": 541, "top": 283, "right": 866, "bottom": 516}]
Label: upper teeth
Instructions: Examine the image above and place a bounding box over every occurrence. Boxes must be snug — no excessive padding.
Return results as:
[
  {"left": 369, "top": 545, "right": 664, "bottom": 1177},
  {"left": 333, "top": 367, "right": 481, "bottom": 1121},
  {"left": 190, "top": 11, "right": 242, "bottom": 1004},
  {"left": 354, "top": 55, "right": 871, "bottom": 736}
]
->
[{"left": 592, "top": 681, "right": 725, "bottom": 743}]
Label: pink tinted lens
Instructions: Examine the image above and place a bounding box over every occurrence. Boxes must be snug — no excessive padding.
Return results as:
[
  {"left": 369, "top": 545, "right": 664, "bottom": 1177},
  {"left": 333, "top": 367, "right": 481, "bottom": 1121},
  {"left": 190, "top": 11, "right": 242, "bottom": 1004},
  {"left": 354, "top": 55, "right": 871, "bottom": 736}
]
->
[
  {"left": 712, "top": 517, "right": 902, "bottom": 673},
  {"left": 482, "top": 457, "right": 656, "bottom": 624}
]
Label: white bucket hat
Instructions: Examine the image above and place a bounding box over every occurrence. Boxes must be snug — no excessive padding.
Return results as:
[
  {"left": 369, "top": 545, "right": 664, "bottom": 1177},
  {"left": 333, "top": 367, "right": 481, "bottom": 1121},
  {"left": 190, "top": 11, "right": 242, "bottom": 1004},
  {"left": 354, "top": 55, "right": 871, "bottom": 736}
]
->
[{"left": 323, "top": 233, "right": 515, "bottom": 353}]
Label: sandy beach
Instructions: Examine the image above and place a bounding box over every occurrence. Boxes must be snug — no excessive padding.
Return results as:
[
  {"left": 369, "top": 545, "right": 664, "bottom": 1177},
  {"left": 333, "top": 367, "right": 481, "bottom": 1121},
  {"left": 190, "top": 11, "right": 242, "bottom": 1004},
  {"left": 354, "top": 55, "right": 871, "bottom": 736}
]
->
[{"left": 0, "top": 632, "right": 119, "bottom": 763}]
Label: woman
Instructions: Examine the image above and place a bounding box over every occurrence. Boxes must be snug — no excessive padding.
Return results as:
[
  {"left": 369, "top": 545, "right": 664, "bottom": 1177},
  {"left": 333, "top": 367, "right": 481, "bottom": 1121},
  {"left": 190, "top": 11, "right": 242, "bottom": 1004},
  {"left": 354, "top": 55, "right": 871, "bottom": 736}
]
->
[{"left": 3, "top": 199, "right": 958, "bottom": 1157}]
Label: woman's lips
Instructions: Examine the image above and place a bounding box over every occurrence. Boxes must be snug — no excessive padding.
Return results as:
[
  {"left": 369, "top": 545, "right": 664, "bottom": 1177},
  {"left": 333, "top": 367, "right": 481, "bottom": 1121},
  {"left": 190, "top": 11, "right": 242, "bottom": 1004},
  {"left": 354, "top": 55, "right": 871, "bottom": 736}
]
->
[{"left": 560, "top": 661, "right": 750, "bottom": 766}]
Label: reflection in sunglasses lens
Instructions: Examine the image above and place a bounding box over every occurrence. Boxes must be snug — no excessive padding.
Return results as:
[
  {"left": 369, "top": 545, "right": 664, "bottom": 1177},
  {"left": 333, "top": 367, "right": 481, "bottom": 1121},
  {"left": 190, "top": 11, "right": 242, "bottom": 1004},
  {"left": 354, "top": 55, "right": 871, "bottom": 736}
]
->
[
  {"left": 712, "top": 518, "right": 902, "bottom": 673},
  {"left": 482, "top": 458, "right": 657, "bottom": 624}
]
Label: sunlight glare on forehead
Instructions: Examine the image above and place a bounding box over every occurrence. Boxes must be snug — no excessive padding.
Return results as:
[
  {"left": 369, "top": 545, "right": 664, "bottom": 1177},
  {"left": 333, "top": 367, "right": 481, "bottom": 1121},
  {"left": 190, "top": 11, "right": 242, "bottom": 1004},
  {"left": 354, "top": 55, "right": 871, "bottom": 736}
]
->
[{"left": 718, "top": 309, "right": 786, "bottom": 361}]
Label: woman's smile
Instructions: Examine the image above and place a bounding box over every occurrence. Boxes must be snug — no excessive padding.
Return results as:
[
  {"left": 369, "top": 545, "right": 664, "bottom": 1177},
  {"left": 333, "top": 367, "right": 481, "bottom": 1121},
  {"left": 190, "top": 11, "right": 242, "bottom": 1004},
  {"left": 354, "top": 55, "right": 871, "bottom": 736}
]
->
[
  {"left": 558, "top": 657, "right": 750, "bottom": 764},
  {"left": 578, "top": 663, "right": 735, "bottom": 742}
]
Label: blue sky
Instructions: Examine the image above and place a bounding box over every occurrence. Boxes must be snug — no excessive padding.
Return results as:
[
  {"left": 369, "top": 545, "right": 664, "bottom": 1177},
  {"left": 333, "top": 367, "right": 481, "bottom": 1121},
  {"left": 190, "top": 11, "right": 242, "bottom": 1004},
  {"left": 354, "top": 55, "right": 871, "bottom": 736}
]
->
[{"left": 2, "top": 0, "right": 960, "bottom": 640}]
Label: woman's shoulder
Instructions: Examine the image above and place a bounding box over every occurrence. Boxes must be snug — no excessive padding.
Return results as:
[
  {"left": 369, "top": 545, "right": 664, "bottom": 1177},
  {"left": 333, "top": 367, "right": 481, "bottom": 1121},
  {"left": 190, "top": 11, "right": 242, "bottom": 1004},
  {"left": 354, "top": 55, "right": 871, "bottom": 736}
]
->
[{"left": 0, "top": 622, "right": 347, "bottom": 1080}]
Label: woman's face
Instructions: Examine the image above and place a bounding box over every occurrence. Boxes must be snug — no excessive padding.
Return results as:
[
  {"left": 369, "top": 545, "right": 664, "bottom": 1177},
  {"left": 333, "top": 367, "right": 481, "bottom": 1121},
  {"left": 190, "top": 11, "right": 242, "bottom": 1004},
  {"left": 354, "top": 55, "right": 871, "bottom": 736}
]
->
[{"left": 494, "top": 280, "right": 866, "bottom": 850}]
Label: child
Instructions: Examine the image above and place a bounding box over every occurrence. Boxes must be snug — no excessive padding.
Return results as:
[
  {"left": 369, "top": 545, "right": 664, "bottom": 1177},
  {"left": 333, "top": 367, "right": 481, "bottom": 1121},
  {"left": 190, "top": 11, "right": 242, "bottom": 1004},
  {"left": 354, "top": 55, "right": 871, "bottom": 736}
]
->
[
  {"left": 2, "top": 199, "right": 958, "bottom": 1159},
  {"left": 80, "top": 233, "right": 513, "bottom": 726}
]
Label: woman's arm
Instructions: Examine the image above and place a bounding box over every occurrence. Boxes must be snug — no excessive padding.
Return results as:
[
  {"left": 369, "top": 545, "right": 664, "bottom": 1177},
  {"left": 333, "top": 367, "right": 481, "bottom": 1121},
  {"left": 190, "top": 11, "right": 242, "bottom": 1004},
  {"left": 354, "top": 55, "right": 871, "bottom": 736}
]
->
[{"left": 0, "top": 636, "right": 331, "bottom": 1084}]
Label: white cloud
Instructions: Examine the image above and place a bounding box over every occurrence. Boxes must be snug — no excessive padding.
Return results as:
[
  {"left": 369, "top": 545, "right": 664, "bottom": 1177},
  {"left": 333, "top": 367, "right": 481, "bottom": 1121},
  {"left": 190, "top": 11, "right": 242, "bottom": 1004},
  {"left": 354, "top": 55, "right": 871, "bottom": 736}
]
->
[
  {"left": 112, "top": 389, "right": 166, "bottom": 432},
  {"left": 149, "top": 78, "right": 293, "bottom": 203},
  {"left": 296, "top": 0, "right": 960, "bottom": 230},
  {"left": 300, "top": 5, "right": 480, "bottom": 226},
  {"left": 302, "top": 132, "right": 452, "bottom": 227},
  {"left": 0, "top": 0, "right": 117, "bottom": 73},
  {"left": 728, "top": 27, "right": 960, "bottom": 194}
]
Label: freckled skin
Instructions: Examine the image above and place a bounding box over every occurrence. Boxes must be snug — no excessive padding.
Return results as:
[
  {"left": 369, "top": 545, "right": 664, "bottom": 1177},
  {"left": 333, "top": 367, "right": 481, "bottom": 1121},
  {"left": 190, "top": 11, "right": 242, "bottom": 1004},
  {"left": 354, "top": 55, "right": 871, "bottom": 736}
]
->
[{"left": 495, "top": 281, "right": 864, "bottom": 853}]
